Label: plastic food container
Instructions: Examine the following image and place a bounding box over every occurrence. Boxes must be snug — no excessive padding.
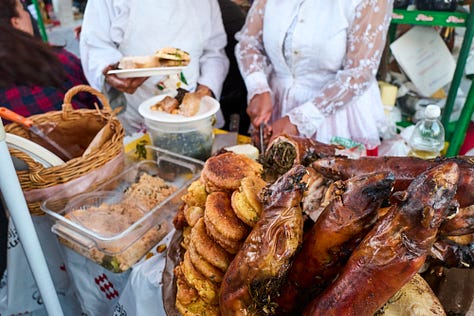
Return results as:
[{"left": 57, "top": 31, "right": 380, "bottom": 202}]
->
[
  {"left": 41, "top": 146, "right": 203, "bottom": 272},
  {"left": 138, "top": 94, "right": 220, "bottom": 161}
]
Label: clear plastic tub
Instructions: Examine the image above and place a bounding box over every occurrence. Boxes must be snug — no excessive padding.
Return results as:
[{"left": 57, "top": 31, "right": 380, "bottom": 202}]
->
[
  {"left": 41, "top": 146, "right": 203, "bottom": 272},
  {"left": 145, "top": 116, "right": 215, "bottom": 161}
]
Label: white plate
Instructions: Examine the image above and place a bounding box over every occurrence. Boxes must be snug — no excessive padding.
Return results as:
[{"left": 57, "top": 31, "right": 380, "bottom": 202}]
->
[
  {"left": 138, "top": 94, "right": 220, "bottom": 123},
  {"left": 5, "top": 133, "right": 65, "bottom": 168},
  {"left": 107, "top": 66, "right": 185, "bottom": 78}
]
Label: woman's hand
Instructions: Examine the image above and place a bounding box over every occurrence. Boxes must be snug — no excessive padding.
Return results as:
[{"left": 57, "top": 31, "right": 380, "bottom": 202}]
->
[
  {"left": 269, "top": 116, "right": 299, "bottom": 142},
  {"left": 102, "top": 63, "right": 149, "bottom": 94},
  {"left": 196, "top": 84, "right": 214, "bottom": 97},
  {"left": 247, "top": 92, "right": 273, "bottom": 128}
]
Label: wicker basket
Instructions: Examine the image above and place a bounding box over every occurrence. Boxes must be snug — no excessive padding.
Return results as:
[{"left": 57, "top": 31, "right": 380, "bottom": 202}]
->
[{"left": 5, "top": 85, "right": 125, "bottom": 215}]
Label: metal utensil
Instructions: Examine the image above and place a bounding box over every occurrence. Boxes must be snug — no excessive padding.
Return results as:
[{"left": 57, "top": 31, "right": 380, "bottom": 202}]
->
[
  {"left": 259, "top": 123, "right": 266, "bottom": 153},
  {"left": 0, "top": 107, "right": 74, "bottom": 161}
]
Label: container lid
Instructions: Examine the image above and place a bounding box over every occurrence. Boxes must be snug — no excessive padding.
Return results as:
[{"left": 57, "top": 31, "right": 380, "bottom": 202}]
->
[
  {"left": 139, "top": 94, "right": 220, "bottom": 123},
  {"left": 425, "top": 104, "right": 441, "bottom": 119}
]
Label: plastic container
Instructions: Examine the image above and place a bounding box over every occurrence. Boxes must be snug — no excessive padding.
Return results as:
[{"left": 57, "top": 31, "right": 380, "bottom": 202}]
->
[
  {"left": 41, "top": 146, "right": 204, "bottom": 272},
  {"left": 408, "top": 104, "right": 445, "bottom": 159},
  {"left": 139, "top": 94, "right": 220, "bottom": 161}
]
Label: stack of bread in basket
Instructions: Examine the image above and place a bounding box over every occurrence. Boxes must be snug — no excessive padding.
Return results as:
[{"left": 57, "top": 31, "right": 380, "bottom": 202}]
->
[{"left": 172, "top": 151, "right": 267, "bottom": 315}]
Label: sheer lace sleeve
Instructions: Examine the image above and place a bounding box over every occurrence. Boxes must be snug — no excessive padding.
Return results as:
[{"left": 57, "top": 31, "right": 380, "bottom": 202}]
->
[
  {"left": 308, "top": 0, "right": 393, "bottom": 116},
  {"left": 235, "top": 0, "right": 272, "bottom": 100}
]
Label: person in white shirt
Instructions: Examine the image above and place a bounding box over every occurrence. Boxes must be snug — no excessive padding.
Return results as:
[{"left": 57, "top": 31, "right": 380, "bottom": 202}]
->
[
  {"left": 236, "top": 0, "right": 394, "bottom": 152},
  {"left": 80, "top": 0, "right": 230, "bottom": 134}
]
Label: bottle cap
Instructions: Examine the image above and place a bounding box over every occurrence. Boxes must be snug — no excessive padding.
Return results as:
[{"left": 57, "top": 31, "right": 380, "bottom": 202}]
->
[{"left": 424, "top": 104, "right": 441, "bottom": 119}]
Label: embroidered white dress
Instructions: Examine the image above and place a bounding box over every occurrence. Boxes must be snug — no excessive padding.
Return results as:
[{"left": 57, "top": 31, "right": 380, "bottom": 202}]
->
[{"left": 235, "top": 0, "right": 394, "bottom": 149}]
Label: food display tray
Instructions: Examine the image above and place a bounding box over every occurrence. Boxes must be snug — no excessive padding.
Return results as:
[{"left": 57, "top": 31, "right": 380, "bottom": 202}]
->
[{"left": 41, "top": 146, "right": 203, "bottom": 272}]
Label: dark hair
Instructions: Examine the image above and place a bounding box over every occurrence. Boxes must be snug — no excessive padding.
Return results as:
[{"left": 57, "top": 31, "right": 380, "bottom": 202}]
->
[{"left": 0, "top": 0, "right": 66, "bottom": 87}]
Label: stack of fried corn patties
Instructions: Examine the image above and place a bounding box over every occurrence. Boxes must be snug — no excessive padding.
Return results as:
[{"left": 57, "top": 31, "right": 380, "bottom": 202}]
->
[{"left": 174, "top": 152, "right": 267, "bottom": 315}]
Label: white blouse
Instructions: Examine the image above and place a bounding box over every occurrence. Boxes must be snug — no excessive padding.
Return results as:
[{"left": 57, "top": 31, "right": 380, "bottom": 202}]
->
[
  {"left": 236, "top": 0, "right": 394, "bottom": 149},
  {"left": 80, "top": 0, "right": 229, "bottom": 133}
]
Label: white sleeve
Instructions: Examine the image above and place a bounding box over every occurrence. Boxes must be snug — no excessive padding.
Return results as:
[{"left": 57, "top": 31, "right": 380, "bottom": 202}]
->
[
  {"left": 79, "top": 0, "right": 128, "bottom": 91},
  {"left": 197, "top": 0, "right": 230, "bottom": 99},
  {"left": 234, "top": 0, "right": 272, "bottom": 102},
  {"left": 304, "top": 0, "right": 393, "bottom": 117}
]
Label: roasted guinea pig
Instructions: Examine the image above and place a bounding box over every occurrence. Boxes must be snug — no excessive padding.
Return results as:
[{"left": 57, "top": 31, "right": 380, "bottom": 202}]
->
[
  {"left": 311, "top": 156, "right": 474, "bottom": 208},
  {"left": 219, "top": 165, "right": 307, "bottom": 316},
  {"left": 303, "top": 162, "right": 459, "bottom": 316},
  {"left": 276, "top": 171, "right": 395, "bottom": 314}
]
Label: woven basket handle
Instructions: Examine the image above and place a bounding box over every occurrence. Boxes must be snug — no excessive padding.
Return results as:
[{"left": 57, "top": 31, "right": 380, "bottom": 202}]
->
[
  {"left": 62, "top": 85, "right": 112, "bottom": 113},
  {"left": 9, "top": 147, "right": 44, "bottom": 173}
]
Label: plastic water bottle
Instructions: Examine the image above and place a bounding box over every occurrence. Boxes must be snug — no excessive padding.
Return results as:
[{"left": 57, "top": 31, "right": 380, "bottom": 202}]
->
[{"left": 408, "top": 104, "right": 445, "bottom": 159}]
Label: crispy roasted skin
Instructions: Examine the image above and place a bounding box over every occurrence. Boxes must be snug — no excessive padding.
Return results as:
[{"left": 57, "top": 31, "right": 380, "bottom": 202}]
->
[
  {"left": 439, "top": 205, "right": 474, "bottom": 236},
  {"left": 277, "top": 171, "right": 395, "bottom": 314},
  {"left": 201, "top": 152, "right": 262, "bottom": 192},
  {"left": 430, "top": 237, "right": 474, "bottom": 269},
  {"left": 220, "top": 165, "right": 307, "bottom": 316},
  {"left": 311, "top": 156, "right": 474, "bottom": 207},
  {"left": 191, "top": 218, "right": 232, "bottom": 272},
  {"left": 204, "top": 192, "right": 249, "bottom": 241},
  {"left": 303, "top": 162, "right": 459, "bottom": 316}
]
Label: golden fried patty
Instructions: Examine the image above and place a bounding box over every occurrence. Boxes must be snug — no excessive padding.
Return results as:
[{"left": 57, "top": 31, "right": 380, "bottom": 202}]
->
[
  {"left": 201, "top": 152, "right": 262, "bottom": 192},
  {"left": 175, "top": 265, "right": 220, "bottom": 316},
  {"left": 175, "top": 265, "right": 199, "bottom": 306},
  {"left": 204, "top": 191, "right": 248, "bottom": 241},
  {"left": 231, "top": 190, "right": 260, "bottom": 228},
  {"left": 231, "top": 175, "right": 267, "bottom": 227},
  {"left": 204, "top": 217, "right": 242, "bottom": 255},
  {"left": 181, "top": 251, "right": 219, "bottom": 305},
  {"left": 175, "top": 299, "right": 220, "bottom": 316},
  {"left": 191, "top": 218, "right": 232, "bottom": 272},
  {"left": 188, "top": 240, "right": 224, "bottom": 283},
  {"left": 181, "top": 225, "right": 192, "bottom": 250},
  {"left": 184, "top": 205, "right": 204, "bottom": 227},
  {"left": 182, "top": 179, "right": 208, "bottom": 208}
]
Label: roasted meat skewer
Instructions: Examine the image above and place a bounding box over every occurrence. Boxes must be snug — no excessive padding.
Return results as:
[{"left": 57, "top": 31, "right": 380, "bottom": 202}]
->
[
  {"left": 276, "top": 171, "right": 395, "bottom": 314},
  {"left": 303, "top": 162, "right": 459, "bottom": 316},
  {"left": 219, "top": 165, "right": 307, "bottom": 316}
]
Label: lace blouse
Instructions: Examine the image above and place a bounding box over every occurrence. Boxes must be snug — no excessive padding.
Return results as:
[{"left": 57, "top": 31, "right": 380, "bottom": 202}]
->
[{"left": 235, "top": 0, "right": 394, "bottom": 148}]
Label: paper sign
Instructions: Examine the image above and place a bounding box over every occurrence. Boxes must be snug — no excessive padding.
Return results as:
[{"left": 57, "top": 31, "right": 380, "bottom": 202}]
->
[{"left": 390, "top": 26, "right": 456, "bottom": 97}]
